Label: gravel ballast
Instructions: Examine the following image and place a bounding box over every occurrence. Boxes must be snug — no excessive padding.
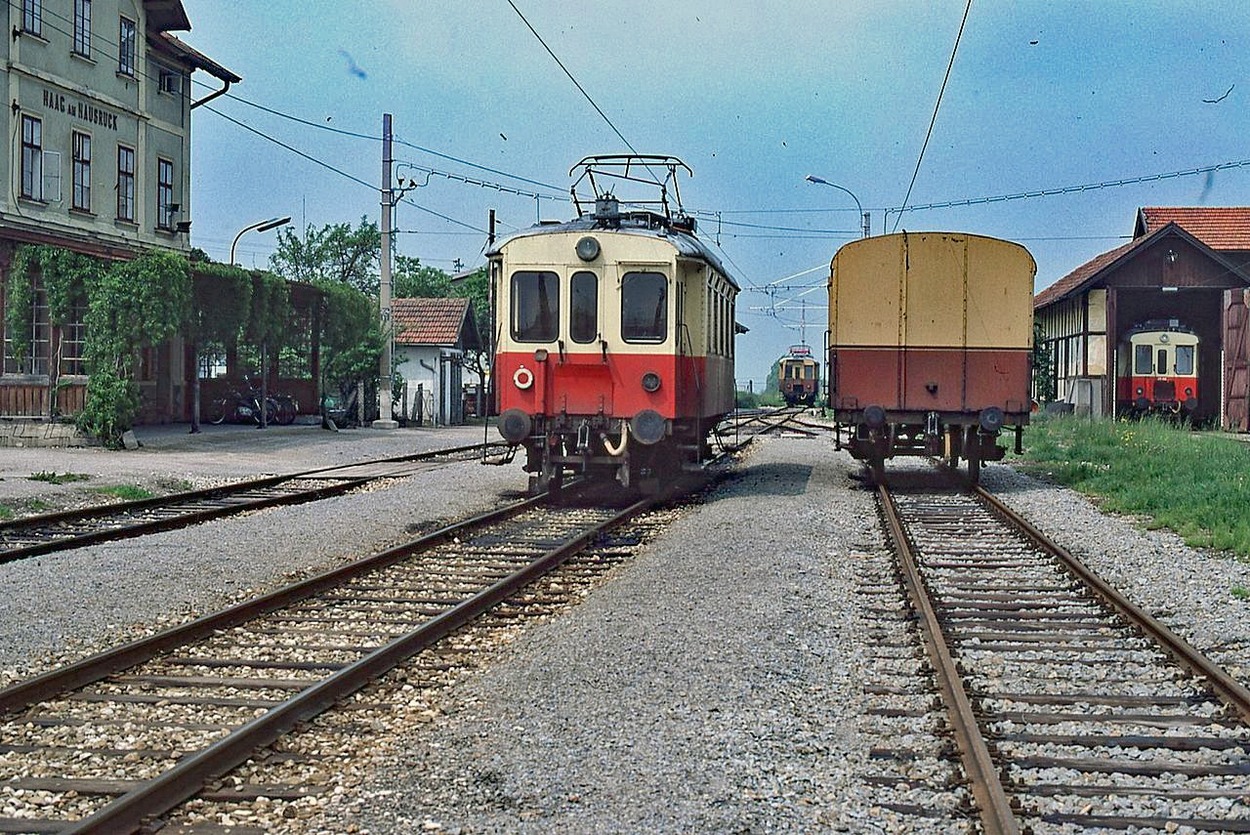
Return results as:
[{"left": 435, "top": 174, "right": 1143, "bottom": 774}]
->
[{"left": 1, "top": 426, "right": 1248, "bottom": 832}]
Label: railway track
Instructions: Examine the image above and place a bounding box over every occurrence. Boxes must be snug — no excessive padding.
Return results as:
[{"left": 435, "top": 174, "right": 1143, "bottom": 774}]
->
[
  {"left": 872, "top": 474, "right": 1250, "bottom": 833},
  {"left": 0, "top": 442, "right": 506, "bottom": 564},
  {"left": 715, "top": 406, "right": 823, "bottom": 446},
  {"left": 0, "top": 482, "right": 667, "bottom": 833}
]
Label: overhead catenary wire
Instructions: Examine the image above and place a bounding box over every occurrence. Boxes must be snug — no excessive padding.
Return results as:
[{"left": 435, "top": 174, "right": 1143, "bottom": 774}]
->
[
  {"left": 893, "top": 0, "right": 973, "bottom": 232},
  {"left": 505, "top": 0, "right": 649, "bottom": 172}
]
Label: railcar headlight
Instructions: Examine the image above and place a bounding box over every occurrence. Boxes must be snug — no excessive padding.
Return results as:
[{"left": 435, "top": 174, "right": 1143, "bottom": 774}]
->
[
  {"left": 641, "top": 371, "right": 662, "bottom": 392},
  {"left": 1136, "top": 386, "right": 1144, "bottom": 396},
  {"left": 575, "top": 236, "right": 600, "bottom": 261},
  {"left": 1185, "top": 387, "right": 1194, "bottom": 398}
]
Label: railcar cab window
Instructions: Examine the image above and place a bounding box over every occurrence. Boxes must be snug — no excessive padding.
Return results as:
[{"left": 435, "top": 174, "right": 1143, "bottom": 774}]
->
[
  {"left": 1176, "top": 345, "right": 1194, "bottom": 375},
  {"left": 621, "top": 271, "right": 667, "bottom": 343},
  {"left": 1135, "top": 344, "right": 1152, "bottom": 375},
  {"left": 570, "top": 271, "right": 598, "bottom": 343},
  {"left": 511, "top": 271, "right": 559, "bottom": 342}
]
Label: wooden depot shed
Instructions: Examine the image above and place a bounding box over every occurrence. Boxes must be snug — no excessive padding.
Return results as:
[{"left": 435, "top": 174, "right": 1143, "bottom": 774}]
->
[{"left": 1034, "top": 207, "right": 1250, "bottom": 427}]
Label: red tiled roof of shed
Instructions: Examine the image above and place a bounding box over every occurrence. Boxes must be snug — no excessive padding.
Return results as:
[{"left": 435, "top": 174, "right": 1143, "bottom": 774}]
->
[
  {"left": 393, "top": 297, "right": 473, "bottom": 346},
  {"left": 1136, "top": 207, "right": 1250, "bottom": 250}
]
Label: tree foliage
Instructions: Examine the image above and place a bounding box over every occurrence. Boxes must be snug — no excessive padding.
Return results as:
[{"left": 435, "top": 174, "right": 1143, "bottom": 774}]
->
[
  {"left": 270, "top": 217, "right": 380, "bottom": 293},
  {"left": 393, "top": 254, "right": 451, "bottom": 297}
]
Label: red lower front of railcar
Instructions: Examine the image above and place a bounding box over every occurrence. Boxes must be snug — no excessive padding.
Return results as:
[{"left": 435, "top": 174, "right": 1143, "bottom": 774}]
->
[
  {"left": 494, "top": 349, "right": 732, "bottom": 491},
  {"left": 1116, "top": 374, "right": 1198, "bottom": 415}
]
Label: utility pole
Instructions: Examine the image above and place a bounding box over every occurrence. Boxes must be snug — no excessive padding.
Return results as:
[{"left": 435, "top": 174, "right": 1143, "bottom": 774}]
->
[{"left": 374, "top": 113, "right": 399, "bottom": 429}]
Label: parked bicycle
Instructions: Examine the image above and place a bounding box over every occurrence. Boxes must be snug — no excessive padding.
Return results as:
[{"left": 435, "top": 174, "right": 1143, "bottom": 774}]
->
[{"left": 208, "top": 381, "right": 298, "bottom": 426}]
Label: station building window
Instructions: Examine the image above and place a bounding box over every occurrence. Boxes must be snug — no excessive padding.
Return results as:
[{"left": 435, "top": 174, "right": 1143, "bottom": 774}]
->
[
  {"left": 72, "top": 131, "right": 91, "bottom": 212},
  {"left": 511, "top": 270, "right": 558, "bottom": 342},
  {"left": 118, "top": 17, "right": 135, "bottom": 76},
  {"left": 59, "top": 302, "right": 87, "bottom": 376},
  {"left": 2, "top": 282, "right": 49, "bottom": 376},
  {"left": 157, "top": 158, "right": 174, "bottom": 230},
  {"left": 73, "top": 0, "right": 91, "bottom": 58},
  {"left": 570, "top": 271, "right": 597, "bottom": 343},
  {"left": 21, "top": 116, "right": 42, "bottom": 200},
  {"left": 622, "top": 271, "right": 666, "bottom": 343},
  {"left": 116, "top": 145, "right": 134, "bottom": 221},
  {"left": 23, "top": 0, "right": 41, "bottom": 36}
]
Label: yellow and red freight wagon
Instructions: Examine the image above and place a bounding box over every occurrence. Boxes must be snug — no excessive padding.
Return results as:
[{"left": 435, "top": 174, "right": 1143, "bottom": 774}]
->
[{"left": 827, "top": 231, "right": 1035, "bottom": 481}]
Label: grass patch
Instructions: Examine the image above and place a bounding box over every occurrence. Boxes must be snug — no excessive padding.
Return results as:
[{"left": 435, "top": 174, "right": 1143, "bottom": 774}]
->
[
  {"left": 1233, "top": 586, "right": 1250, "bottom": 601},
  {"left": 1015, "top": 416, "right": 1250, "bottom": 557},
  {"left": 0, "top": 505, "right": 13, "bottom": 522},
  {"left": 27, "top": 471, "right": 90, "bottom": 484},
  {"left": 89, "top": 485, "right": 153, "bottom": 502}
]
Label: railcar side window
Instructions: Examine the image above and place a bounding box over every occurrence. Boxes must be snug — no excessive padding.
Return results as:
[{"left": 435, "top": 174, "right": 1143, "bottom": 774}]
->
[
  {"left": 1176, "top": 345, "right": 1194, "bottom": 375},
  {"left": 621, "top": 271, "right": 667, "bottom": 343},
  {"left": 511, "top": 271, "right": 559, "bottom": 342},
  {"left": 1134, "top": 344, "right": 1152, "bottom": 375},
  {"left": 570, "top": 271, "right": 598, "bottom": 344}
]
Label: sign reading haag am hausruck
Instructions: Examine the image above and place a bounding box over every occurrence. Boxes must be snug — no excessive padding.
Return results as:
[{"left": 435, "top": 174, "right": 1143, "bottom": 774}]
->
[{"left": 41, "top": 89, "right": 119, "bottom": 131}]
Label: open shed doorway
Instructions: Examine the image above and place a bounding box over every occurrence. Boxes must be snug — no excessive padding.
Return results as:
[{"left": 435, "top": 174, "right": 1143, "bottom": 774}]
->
[{"left": 1113, "top": 287, "right": 1224, "bottom": 425}]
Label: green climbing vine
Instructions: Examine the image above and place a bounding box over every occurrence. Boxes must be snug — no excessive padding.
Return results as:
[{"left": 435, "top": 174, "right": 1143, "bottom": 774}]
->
[
  {"left": 79, "top": 250, "right": 192, "bottom": 445},
  {"left": 5, "top": 242, "right": 313, "bottom": 445}
]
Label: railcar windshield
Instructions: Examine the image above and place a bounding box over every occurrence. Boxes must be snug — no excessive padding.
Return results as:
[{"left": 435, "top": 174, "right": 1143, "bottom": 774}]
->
[
  {"left": 570, "top": 271, "right": 598, "bottom": 343},
  {"left": 1176, "top": 344, "right": 1195, "bottom": 375},
  {"left": 621, "top": 271, "right": 667, "bottom": 343},
  {"left": 511, "top": 271, "right": 559, "bottom": 342},
  {"left": 1134, "top": 344, "right": 1152, "bottom": 375}
]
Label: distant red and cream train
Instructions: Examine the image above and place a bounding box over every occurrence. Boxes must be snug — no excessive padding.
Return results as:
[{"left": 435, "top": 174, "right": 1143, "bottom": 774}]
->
[
  {"left": 1116, "top": 321, "right": 1200, "bottom": 418},
  {"left": 489, "top": 156, "right": 739, "bottom": 493}
]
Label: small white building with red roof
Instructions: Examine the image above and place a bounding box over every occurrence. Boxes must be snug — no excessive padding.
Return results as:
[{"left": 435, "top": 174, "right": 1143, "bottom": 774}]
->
[{"left": 391, "top": 297, "right": 481, "bottom": 426}]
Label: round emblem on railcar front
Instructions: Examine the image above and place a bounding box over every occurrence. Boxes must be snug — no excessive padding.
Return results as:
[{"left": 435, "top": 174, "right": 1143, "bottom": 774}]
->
[{"left": 513, "top": 366, "right": 534, "bottom": 389}]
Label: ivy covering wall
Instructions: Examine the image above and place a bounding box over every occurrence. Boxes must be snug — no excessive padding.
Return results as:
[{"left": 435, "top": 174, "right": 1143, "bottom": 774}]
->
[{"left": 2, "top": 244, "right": 338, "bottom": 447}]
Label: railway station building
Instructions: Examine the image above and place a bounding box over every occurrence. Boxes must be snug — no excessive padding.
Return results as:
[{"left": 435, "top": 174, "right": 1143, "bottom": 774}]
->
[
  {"left": 0, "top": 1, "right": 240, "bottom": 434},
  {"left": 1034, "top": 207, "right": 1250, "bottom": 428}
]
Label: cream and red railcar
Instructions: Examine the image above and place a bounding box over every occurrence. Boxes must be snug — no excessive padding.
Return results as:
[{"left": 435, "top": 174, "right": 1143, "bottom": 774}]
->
[
  {"left": 827, "top": 232, "right": 1035, "bottom": 482},
  {"left": 1115, "top": 322, "right": 1199, "bottom": 418},
  {"left": 490, "top": 191, "right": 738, "bottom": 493},
  {"left": 779, "top": 344, "right": 820, "bottom": 407}
]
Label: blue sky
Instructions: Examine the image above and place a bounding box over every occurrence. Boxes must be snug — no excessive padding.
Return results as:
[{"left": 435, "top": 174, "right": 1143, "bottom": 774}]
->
[{"left": 180, "top": 1, "right": 1250, "bottom": 389}]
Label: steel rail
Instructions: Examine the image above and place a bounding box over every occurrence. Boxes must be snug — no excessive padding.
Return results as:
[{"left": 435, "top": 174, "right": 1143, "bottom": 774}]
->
[
  {"left": 876, "top": 483, "right": 1022, "bottom": 835},
  {"left": 59, "top": 491, "right": 656, "bottom": 835},
  {"left": 974, "top": 484, "right": 1250, "bottom": 724},
  {"left": 0, "top": 491, "right": 548, "bottom": 715},
  {"left": 0, "top": 440, "right": 507, "bottom": 563}
]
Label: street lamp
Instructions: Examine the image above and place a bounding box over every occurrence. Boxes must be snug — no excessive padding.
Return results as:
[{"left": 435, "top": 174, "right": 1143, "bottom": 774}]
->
[
  {"left": 229, "top": 216, "right": 292, "bottom": 265},
  {"left": 804, "top": 175, "right": 869, "bottom": 238}
]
